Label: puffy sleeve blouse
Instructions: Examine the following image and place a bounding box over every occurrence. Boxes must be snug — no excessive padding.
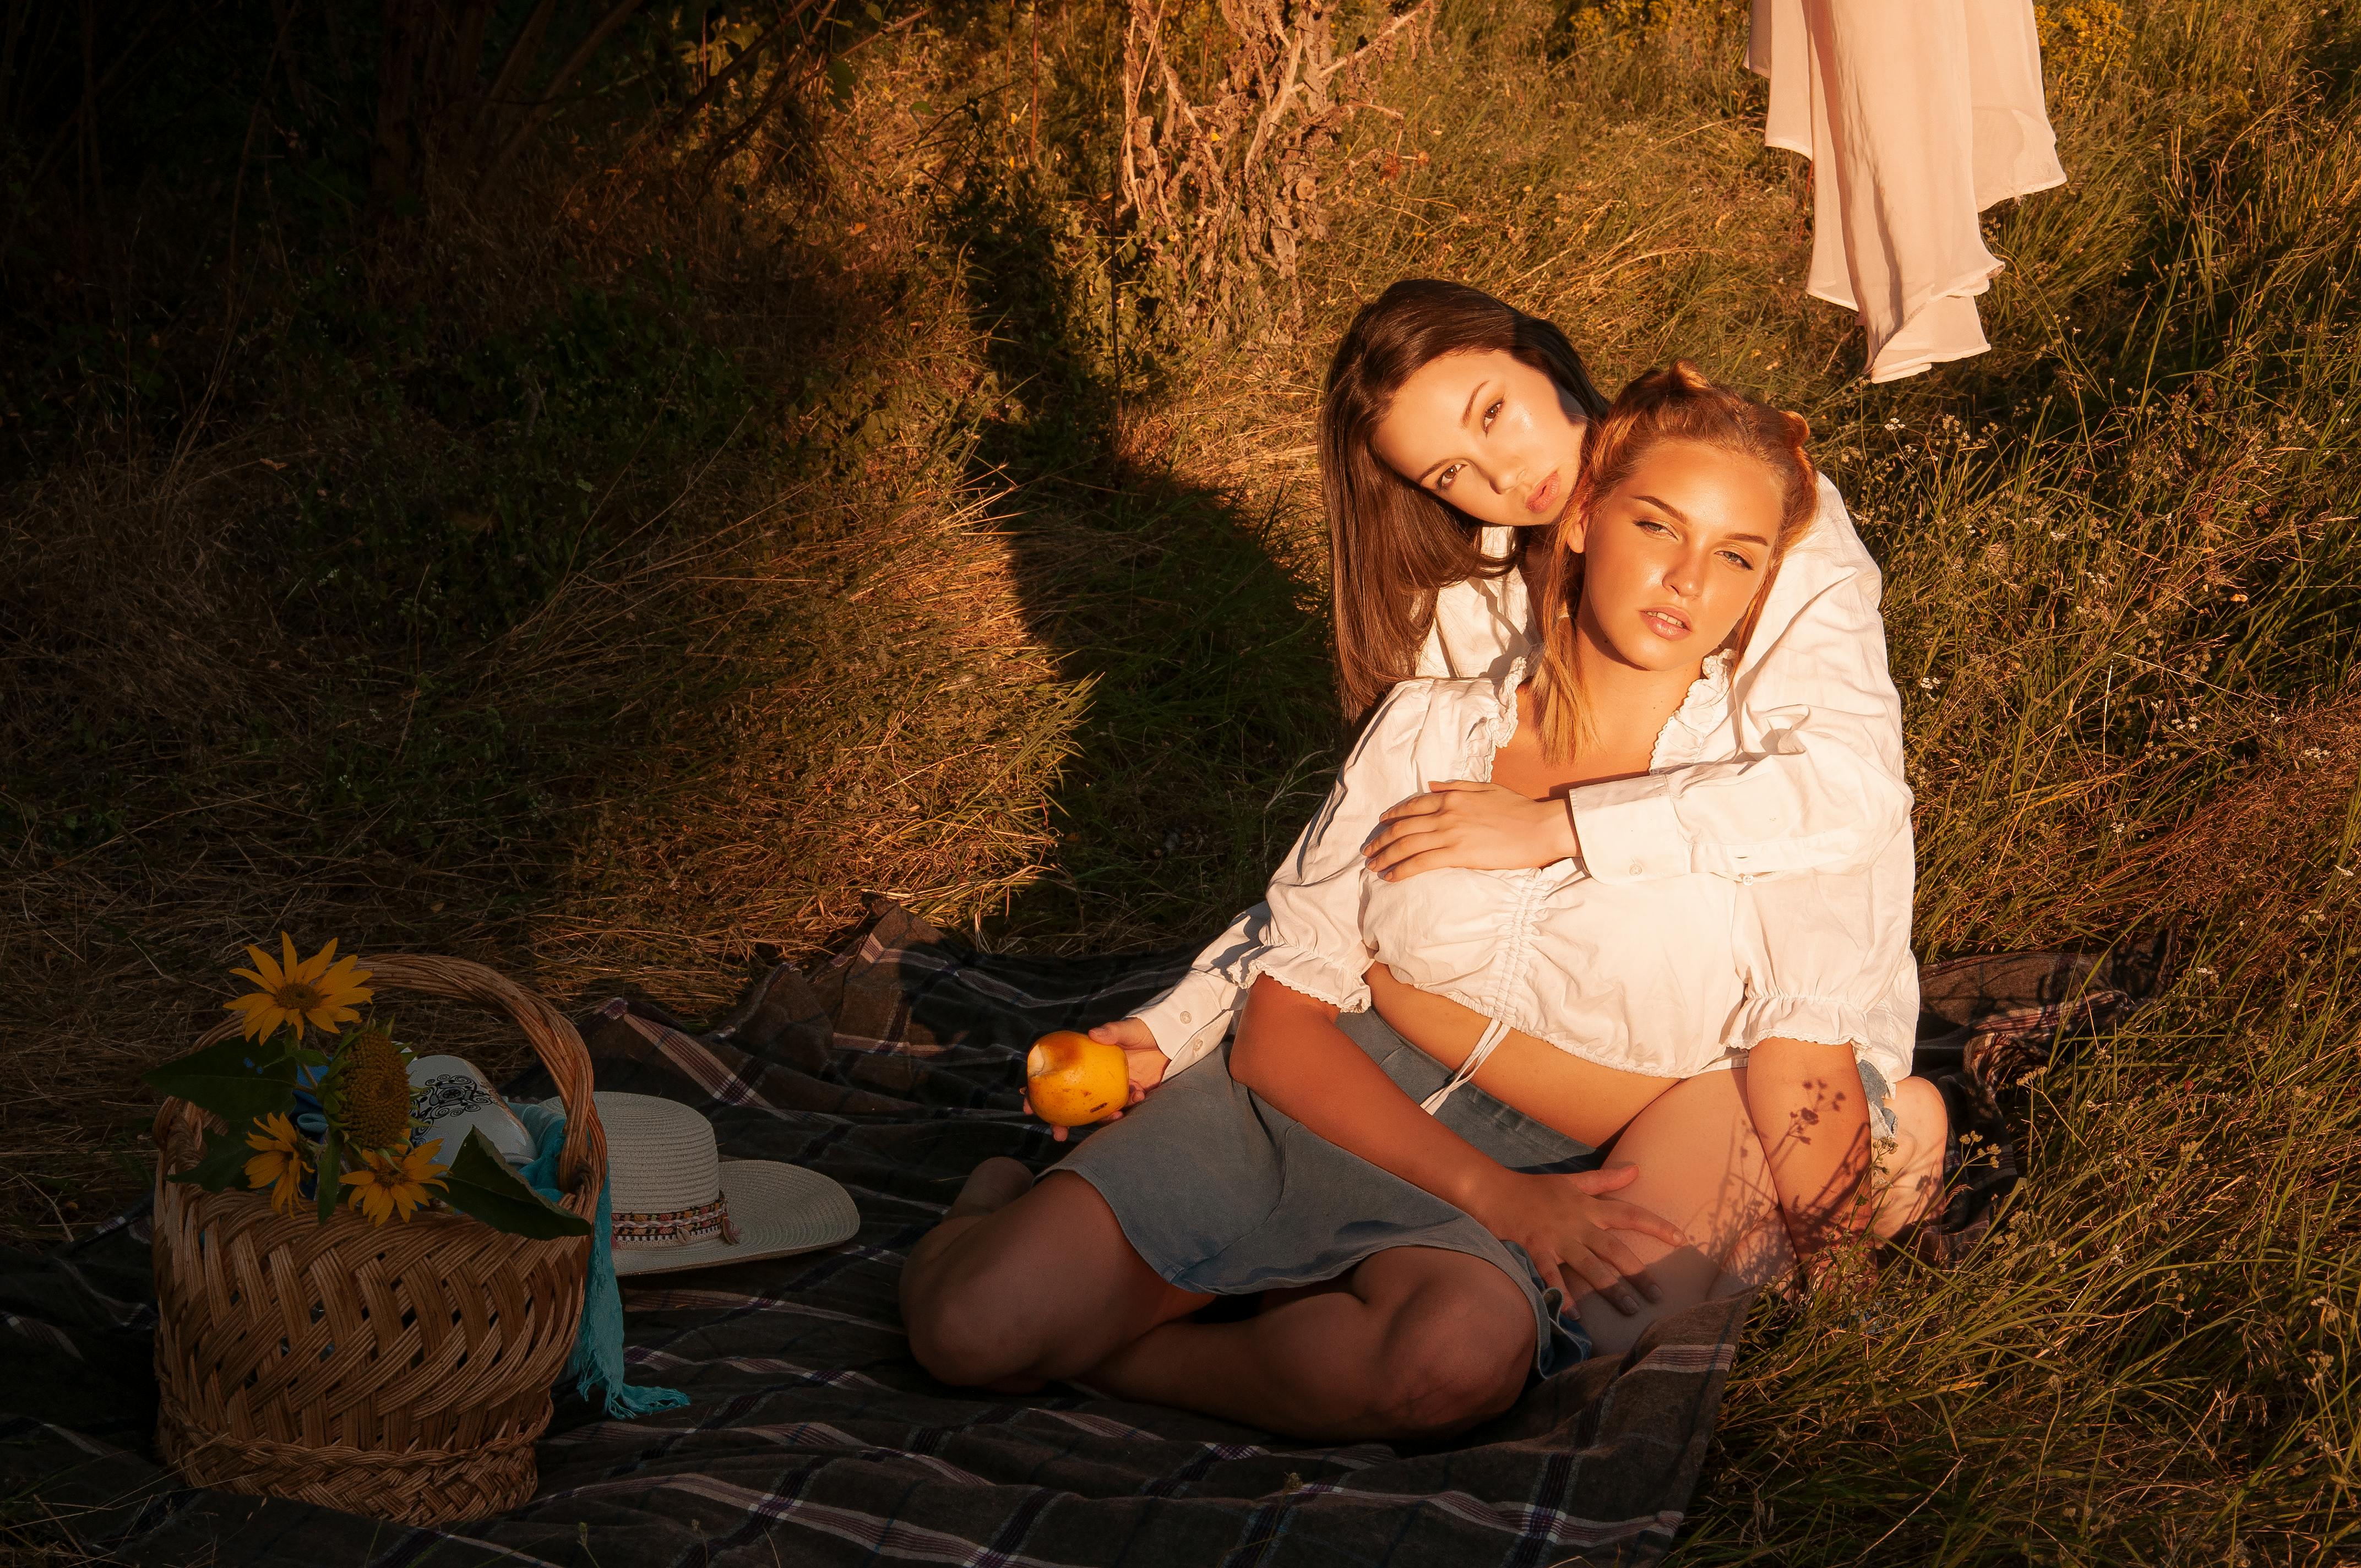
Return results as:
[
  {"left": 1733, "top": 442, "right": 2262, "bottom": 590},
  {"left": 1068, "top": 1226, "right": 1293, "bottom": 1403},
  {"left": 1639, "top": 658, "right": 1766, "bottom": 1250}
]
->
[
  {"left": 1136, "top": 475, "right": 1914, "bottom": 1073},
  {"left": 1234, "top": 660, "right": 1917, "bottom": 1087}
]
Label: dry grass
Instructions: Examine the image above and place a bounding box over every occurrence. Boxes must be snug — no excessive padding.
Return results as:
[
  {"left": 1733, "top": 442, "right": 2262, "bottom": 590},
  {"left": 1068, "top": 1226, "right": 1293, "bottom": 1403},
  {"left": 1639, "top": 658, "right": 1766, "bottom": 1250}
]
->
[{"left": 2, "top": 0, "right": 2359, "bottom": 1560}]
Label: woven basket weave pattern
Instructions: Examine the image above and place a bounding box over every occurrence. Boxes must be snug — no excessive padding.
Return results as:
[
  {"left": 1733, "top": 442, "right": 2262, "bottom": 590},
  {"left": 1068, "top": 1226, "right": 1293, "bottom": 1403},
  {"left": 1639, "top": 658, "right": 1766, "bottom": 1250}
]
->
[{"left": 152, "top": 954, "right": 606, "bottom": 1526}]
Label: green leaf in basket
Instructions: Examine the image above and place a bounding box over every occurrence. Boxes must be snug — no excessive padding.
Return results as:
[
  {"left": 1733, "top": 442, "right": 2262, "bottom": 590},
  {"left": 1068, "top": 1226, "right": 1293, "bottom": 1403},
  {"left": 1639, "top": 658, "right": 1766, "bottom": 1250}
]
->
[
  {"left": 315, "top": 1124, "right": 344, "bottom": 1225},
  {"left": 143, "top": 1034, "right": 298, "bottom": 1132},
  {"left": 438, "top": 1129, "right": 592, "bottom": 1239},
  {"left": 167, "top": 1126, "right": 257, "bottom": 1193}
]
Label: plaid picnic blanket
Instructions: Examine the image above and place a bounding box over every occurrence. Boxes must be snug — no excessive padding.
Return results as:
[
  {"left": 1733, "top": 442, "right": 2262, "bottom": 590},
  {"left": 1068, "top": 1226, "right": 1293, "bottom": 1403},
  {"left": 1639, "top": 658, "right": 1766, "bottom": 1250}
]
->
[{"left": 0, "top": 903, "right": 2162, "bottom": 1567}]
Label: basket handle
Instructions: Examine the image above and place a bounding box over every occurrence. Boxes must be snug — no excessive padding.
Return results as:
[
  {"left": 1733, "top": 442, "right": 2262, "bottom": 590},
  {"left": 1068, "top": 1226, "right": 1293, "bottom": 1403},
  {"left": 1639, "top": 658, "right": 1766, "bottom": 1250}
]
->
[{"left": 177, "top": 954, "right": 607, "bottom": 1202}]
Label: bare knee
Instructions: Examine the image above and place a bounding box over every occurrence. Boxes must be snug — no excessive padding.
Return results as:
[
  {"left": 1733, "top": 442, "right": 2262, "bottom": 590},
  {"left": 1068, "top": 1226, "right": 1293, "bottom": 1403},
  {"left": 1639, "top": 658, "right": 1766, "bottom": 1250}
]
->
[
  {"left": 1372, "top": 1285, "right": 1529, "bottom": 1437},
  {"left": 902, "top": 1174, "right": 1169, "bottom": 1390},
  {"left": 903, "top": 1243, "right": 1051, "bottom": 1389},
  {"left": 1869, "top": 1076, "right": 1950, "bottom": 1238}
]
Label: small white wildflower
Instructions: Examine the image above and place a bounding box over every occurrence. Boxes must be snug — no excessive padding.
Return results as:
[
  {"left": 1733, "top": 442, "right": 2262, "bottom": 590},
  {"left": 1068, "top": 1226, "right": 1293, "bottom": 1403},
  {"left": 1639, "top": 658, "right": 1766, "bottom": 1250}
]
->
[
  {"left": 1918, "top": 676, "right": 1937, "bottom": 690},
  {"left": 1883, "top": 418, "right": 1905, "bottom": 432}
]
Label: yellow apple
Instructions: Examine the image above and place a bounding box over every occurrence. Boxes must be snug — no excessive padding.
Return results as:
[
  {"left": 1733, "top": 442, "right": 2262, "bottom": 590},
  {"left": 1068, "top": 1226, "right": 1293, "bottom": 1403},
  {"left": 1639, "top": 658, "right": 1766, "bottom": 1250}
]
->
[{"left": 1025, "top": 1031, "right": 1130, "bottom": 1128}]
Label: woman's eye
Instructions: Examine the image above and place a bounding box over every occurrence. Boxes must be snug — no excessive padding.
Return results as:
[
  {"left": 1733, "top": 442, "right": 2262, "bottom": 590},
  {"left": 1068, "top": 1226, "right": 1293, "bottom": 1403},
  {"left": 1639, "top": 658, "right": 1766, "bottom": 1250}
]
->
[
  {"left": 1482, "top": 399, "right": 1503, "bottom": 431},
  {"left": 1717, "top": 550, "right": 1756, "bottom": 570},
  {"left": 1636, "top": 519, "right": 1672, "bottom": 536},
  {"left": 1435, "top": 464, "right": 1462, "bottom": 490}
]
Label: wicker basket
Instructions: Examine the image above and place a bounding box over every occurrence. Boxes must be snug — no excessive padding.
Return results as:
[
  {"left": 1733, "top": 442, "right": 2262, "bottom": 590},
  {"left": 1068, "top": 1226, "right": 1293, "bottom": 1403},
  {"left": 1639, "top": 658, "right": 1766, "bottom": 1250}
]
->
[{"left": 151, "top": 955, "right": 607, "bottom": 1526}]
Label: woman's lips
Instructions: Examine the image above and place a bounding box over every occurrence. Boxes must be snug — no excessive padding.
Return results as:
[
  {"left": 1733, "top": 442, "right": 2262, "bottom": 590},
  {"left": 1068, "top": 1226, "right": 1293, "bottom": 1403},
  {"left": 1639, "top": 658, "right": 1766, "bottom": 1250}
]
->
[
  {"left": 1524, "top": 472, "right": 1561, "bottom": 515},
  {"left": 1640, "top": 608, "right": 1693, "bottom": 640}
]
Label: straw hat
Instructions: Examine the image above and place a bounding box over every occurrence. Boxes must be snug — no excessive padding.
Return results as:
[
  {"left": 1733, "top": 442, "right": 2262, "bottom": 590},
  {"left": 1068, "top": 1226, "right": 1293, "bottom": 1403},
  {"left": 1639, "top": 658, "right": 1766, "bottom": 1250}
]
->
[{"left": 570, "top": 1092, "right": 859, "bottom": 1276}]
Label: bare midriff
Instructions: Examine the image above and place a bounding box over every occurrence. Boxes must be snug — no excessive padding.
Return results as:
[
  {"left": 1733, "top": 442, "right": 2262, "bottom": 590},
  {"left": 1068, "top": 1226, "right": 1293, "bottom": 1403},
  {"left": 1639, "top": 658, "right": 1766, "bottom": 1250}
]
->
[{"left": 1364, "top": 962, "right": 1679, "bottom": 1150}]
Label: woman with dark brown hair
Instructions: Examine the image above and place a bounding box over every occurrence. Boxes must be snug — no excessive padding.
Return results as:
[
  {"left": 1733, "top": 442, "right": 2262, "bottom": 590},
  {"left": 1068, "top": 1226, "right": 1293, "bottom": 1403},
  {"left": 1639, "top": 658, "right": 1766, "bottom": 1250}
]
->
[{"left": 897, "top": 364, "right": 1946, "bottom": 1439}]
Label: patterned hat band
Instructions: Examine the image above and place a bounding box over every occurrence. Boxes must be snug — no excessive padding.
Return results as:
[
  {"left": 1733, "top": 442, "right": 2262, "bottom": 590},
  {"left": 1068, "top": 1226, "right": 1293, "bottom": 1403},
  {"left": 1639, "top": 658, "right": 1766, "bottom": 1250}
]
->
[{"left": 612, "top": 1195, "right": 742, "bottom": 1250}]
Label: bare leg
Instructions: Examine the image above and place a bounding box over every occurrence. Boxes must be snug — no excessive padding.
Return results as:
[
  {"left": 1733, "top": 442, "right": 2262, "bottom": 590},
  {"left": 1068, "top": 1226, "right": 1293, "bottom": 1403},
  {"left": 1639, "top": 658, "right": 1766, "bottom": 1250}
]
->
[
  {"left": 900, "top": 1169, "right": 1209, "bottom": 1392},
  {"left": 1085, "top": 1245, "right": 1532, "bottom": 1440},
  {"left": 947, "top": 1156, "right": 1035, "bottom": 1216},
  {"left": 1564, "top": 1062, "right": 1954, "bottom": 1360},
  {"left": 1869, "top": 1076, "right": 1949, "bottom": 1239},
  {"left": 1742, "top": 1038, "right": 1879, "bottom": 1256},
  {"left": 1570, "top": 1069, "right": 1791, "bottom": 1359}
]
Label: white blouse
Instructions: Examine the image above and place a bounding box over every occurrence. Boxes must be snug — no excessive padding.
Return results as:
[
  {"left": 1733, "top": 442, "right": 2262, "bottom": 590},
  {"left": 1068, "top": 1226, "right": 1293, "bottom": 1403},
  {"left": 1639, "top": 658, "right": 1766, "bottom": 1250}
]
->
[
  {"left": 1136, "top": 474, "right": 1916, "bottom": 1072},
  {"left": 1228, "top": 657, "right": 1918, "bottom": 1088}
]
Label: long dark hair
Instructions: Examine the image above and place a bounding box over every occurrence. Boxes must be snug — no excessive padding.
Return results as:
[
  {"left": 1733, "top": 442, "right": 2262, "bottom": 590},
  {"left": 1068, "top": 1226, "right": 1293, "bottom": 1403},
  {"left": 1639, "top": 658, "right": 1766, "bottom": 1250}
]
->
[
  {"left": 1533, "top": 361, "right": 1819, "bottom": 760},
  {"left": 1319, "top": 280, "right": 1610, "bottom": 717}
]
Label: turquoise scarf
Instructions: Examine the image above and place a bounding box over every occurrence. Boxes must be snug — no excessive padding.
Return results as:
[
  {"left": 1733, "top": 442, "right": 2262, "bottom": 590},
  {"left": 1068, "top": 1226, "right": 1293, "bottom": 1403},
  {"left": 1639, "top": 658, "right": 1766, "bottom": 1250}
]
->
[{"left": 513, "top": 1103, "right": 690, "bottom": 1419}]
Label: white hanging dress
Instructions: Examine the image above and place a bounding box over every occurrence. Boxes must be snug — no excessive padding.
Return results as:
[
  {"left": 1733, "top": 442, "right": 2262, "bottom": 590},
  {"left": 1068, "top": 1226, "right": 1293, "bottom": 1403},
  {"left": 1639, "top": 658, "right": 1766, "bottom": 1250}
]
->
[{"left": 1749, "top": 0, "right": 2068, "bottom": 383}]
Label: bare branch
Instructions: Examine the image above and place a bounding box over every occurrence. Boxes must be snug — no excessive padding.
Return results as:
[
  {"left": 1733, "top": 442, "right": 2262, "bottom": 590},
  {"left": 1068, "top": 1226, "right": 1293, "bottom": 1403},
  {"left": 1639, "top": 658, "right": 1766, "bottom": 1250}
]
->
[{"left": 480, "top": 0, "right": 647, "bottom": 184}]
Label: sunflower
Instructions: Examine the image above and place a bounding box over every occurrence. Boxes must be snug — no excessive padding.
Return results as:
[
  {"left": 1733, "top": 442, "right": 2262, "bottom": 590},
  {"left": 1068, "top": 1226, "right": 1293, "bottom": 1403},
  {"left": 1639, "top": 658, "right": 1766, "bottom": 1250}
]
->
[
  {"left": 336, "top": 1027, "right": 413, "bottom": 1150},
  {"left": 340, "top": 1144, "right": 449, "bottom": 1226},
  {"left": 225, "top": 934, "right": 373, "bottom": 1042},
  {"left": 243, "top": 1112, "right": 311, "bottom": 1216}
]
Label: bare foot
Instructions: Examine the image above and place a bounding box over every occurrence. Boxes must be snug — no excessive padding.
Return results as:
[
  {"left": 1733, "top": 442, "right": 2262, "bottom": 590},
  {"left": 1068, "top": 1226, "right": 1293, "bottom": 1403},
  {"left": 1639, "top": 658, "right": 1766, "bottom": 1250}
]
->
[{"left": 948, "top": 1156, "right": 1035, "bottom": 1218}]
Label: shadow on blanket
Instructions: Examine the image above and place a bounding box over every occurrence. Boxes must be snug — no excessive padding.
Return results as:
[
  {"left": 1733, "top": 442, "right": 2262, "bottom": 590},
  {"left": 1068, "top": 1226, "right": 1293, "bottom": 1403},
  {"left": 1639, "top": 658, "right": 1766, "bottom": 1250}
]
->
[{"left": 0, "top": 903, "right": 2162, "bottom": 1567}]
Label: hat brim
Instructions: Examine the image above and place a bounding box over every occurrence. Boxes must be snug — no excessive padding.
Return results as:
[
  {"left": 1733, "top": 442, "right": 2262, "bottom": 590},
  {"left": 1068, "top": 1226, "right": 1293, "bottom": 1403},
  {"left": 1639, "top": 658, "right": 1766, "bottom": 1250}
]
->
[{"left": 610, "top": 1159, "right": 859, "bottom": 1277}]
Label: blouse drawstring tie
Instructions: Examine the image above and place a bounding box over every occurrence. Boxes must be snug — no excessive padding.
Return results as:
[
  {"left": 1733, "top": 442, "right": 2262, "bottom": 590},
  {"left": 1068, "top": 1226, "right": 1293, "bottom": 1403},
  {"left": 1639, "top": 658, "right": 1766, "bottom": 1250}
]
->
[{"left": 1421, "top": 1017, "right": 1514, "bottom": 1115}]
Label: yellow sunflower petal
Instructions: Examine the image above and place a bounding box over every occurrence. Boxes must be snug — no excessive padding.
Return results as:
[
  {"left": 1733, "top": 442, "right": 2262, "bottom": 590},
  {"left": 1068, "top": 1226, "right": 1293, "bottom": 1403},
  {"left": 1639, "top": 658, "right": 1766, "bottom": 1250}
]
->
[
  {"left": 280, "top": 932, "right": 300, "bottom": 979},
  {"left": 230, "top": 966, "right": 269, "bottom": 989},
  {"left": 230, "top": 1000, "right": 287, "bottom": 1040},
  {"left": 319, "top": 955, "right": 374, "bottom": 1002},
  {"left": 246, "top": 1112, "right": 301, "bottom": 1153},
  {"left": 242, "top": 944, "right": 287, "bottom": 991}
]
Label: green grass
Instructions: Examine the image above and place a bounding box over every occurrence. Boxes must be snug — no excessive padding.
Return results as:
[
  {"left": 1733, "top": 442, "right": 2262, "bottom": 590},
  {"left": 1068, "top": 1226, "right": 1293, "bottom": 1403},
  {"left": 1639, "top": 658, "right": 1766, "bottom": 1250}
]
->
[{"left": 3, "top": 0, "right": 2359, "bottom": 1560}]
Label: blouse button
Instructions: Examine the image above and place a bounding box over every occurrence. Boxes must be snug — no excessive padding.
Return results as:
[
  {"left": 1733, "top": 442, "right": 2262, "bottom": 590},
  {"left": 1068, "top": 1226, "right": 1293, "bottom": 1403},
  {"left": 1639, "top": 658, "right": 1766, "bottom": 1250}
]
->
[
  {"left": 1179, "top": 1011, "right": 1192, "bottom": 1024},
  {"left": 1628, "top": 860, "right": 1645, "bottom": 875}
]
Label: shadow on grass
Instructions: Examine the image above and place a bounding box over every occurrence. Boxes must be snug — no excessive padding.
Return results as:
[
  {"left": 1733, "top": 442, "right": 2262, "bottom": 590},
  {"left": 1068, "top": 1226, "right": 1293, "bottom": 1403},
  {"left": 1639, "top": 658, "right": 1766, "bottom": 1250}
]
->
[{"left": 945, "top": 180, "right": 1341, "bottom": 956}]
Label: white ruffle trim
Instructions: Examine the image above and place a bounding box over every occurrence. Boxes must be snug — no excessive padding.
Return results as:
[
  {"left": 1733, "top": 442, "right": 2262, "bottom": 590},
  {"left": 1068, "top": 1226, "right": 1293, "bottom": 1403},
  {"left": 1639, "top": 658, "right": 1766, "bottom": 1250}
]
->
[
  {"left": 1240, "top": 951, "right": 1369, "bottom": 1015},
  {"left": 1473, "top": 651, "right": 1733, "bottom": 775},
  {"left": 1467, "top": 657, "right": 1528, "bottom": 779},
  {"left": 1734, "top": 992, "right": 1872, "bottom": 1055},
  {"left": 1650, "top": 649, "right": 1736, "bottom": 771}
]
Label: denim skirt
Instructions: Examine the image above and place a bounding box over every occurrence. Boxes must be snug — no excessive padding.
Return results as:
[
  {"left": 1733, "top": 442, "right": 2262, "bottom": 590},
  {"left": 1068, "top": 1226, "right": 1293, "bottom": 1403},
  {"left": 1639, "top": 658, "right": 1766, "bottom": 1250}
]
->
[{"left": 1054, "top": 1009, "right": 1596, "bottom": 1375}]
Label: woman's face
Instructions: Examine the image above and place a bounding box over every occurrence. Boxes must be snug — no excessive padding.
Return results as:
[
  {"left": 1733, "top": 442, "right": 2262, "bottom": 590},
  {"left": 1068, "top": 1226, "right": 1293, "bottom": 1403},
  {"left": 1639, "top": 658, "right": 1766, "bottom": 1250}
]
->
[
  {"left": 1368, "top": 350, "right": 1589, "bottom": 528},
  {"left": 1565, "top": 440, "right": 1785, "bottom": 673}
]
